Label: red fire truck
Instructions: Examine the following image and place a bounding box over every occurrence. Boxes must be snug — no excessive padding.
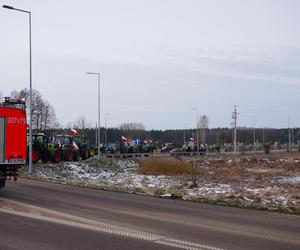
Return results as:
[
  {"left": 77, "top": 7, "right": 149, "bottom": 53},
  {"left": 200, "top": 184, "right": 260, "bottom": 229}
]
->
[{"left": 0, "top": 97, "right": 27, "bottom": 189}]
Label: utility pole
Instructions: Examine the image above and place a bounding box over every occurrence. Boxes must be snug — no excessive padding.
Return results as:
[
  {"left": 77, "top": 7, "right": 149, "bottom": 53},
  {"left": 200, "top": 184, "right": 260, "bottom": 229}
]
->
[
  {"left": 87, "top": 72, "right": 101, "bottom": 160},
  {"left": 250, "top": 115, "right": 256, "bottom": 147},
  {"left": 95, "top": 122, "right": 98, "bottom": 148},
  {"left": 232, "top": 105, "right": 238, "bottom": 153},
  {"left": 183, "top": 123, "right": 187, "bottom": 145},
  {"left": 288, "top": 117, "right": 291, "bottom": 152},
  {"left": 291, "top": 121, "right": 294, "bottom": 147},
  {"left": 192, "top": 108, "right": 199, "bottom": 154},
  {"left": 105, "top": 113, "right": 110, "bottom": 147}
]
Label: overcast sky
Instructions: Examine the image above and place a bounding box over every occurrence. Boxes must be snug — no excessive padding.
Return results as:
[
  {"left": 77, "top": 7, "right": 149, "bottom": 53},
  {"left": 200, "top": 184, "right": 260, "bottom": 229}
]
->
[{"left": 1, "top": 0, "right": 299, "bottom": 130}]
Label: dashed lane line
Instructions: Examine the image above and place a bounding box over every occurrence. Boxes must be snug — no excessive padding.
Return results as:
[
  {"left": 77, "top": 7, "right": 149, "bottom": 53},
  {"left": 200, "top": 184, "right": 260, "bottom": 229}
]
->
[{"left": 0, "top": 207, "right": 225, "bottom": 250}]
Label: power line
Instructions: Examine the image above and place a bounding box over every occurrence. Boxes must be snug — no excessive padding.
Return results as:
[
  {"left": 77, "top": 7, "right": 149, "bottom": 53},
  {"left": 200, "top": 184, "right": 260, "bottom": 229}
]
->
[{"left": 232, "top": 105, "right": 239, "bottom": 153}]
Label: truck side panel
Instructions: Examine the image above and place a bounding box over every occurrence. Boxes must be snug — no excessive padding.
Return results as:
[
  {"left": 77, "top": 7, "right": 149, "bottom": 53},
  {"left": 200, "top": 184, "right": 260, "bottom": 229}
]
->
[
  {"left": 0, "top": 117, "right": 5, "bottom": 163},
  {"left": 0, "top": 107, "right": 27, "bottom": 164}
]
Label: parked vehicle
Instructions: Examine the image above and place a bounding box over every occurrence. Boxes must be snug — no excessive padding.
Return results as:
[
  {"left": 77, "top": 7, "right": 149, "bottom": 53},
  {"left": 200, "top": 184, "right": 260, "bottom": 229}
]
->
[
  {"left": 52, "top": 135, "right": 80, "bottom": 161},
  {"left": 161, "top": 143, "right": 174, "bottom": 153},
  {"left": 73, "top": 135, "right": 95, "bottom": 159},
  {"left": 0, "top": 97, "right": 27, "bottom": 189}
]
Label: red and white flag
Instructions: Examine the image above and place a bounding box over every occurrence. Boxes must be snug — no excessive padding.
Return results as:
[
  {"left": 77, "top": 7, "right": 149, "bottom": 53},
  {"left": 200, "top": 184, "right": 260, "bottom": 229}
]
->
[
  {"left": 70, "top": 129, "right": 77, "bottom": 136},
  {"left": 72, "top": 141, "right": 79, "bottom": 150},
  {"left": 121, "top": 136, "right": 128, "bottom": 142}
]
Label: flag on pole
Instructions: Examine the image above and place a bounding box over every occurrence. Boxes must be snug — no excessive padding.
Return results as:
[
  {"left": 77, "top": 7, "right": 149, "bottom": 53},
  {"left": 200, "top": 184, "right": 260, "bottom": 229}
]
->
[{"left": 70, "top": 129, "right": 77, "bottom": 136}]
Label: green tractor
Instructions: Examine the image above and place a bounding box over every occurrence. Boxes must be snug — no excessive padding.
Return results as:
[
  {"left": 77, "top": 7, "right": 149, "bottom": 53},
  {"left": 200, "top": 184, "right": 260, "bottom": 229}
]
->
[
  {"left": 73, "top": 136, "right": 96, "bottom": 160},
  {"left": 27, "top": 133, "right": 62, "bottom": 163},
  {"left": 142, "top": 141, "right": 156, "bottom": 153},
  {"left": 52, "top": 135, "right": 80, "bottom": 161}
]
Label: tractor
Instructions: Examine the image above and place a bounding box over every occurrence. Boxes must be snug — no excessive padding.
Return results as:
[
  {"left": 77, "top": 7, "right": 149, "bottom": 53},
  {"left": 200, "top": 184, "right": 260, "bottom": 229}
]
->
[
  {"left": 52, "top": 135, "right": 80, "bottom": 161},
  {"left": 73, "top": 135, "right": 95, "bottom": 160},
  {"left": 142, "top": 141, "right": 156, "bottom": 153},
  {"left": 28, "top": 133, "right": 61, "bottom": 163}
]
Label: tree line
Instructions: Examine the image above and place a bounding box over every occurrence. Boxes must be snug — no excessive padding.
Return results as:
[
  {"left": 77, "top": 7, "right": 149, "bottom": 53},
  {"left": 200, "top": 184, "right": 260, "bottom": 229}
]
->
[{"left": 45, "top": 126, "right": 299, "bottom": 148}]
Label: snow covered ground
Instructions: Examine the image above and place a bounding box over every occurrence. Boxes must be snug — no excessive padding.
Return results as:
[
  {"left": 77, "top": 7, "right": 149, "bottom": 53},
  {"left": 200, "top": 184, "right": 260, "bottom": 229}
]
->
[{"left": 20, "top": 153, "right": 300, "bottom": 214}]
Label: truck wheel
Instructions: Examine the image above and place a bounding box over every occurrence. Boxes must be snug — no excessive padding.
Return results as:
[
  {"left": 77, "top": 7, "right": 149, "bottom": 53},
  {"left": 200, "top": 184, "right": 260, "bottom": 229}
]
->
[
  {"left": 32, "top": 146, "right": 41, "bottom": 163},
  {"left": 52, "top": 150, "right": 61, "bottom": 163}
]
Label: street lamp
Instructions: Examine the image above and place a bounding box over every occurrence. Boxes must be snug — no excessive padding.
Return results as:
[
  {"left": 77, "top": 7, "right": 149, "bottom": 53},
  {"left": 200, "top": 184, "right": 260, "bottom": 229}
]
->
[
  {"left": 87, "top": 72, "right": 101, "bottom": 159},
  {"left": 183, "top": 123, "right": 187, "bottom": 145},
  {"left": 3, "top": 4, "right": 33, "bottom": 174},
  {"left": 192, "top": 108, "right": 199, "bottom": 154},
  {"left": 105, "top": 113, "right": 110, "bottom": 148}
]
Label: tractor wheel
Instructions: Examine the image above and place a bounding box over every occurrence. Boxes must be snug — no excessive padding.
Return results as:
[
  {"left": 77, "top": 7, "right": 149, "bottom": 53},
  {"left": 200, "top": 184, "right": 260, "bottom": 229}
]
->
[
  {"left": 81, "top": 147, "right": 88, "bottom": 160},
  {"left": 32, "top": 146, "right": 41, "bottom": 163},
  {"left": 73, "top": 151, "right": 80, "bottom": 161},
  {"left": 89, "top": 147, "right": 95, "bottom": 157},
  {"left": 41, "top": 151, "right": 49, "bottom": 163},
  {"left": 64, "top": 149, "right": 73, "bottom": 161},
  {"left": 52, "top": 150, "right": 61, "bottom": 163}
]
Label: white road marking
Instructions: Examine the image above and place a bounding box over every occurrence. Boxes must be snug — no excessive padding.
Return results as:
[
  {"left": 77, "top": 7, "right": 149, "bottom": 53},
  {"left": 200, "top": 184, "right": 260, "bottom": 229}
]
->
[{"left": 0, "top": 207, "right": 225, "bottom": 250}]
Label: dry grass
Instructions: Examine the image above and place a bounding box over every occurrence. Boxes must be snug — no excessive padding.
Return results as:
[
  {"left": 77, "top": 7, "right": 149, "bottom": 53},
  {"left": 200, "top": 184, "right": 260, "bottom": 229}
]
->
[
  {"left": 137, "top": 157, "right": 191, "bottom": 175},
  {"left": 215, "top": 166, "right": 242, "bottom": 181}
]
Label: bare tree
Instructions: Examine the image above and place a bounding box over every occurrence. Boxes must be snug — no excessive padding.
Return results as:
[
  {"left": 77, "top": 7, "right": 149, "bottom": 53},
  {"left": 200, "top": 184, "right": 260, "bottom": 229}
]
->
[
  {"left": 65, "top": 122, "right": 73, "bottom": 129},
  {"left": 198, "top": 115, "right": 209, "bottom": 144},
  {"left": 73, "top": 116, "right": 89, "bottom": 130},
  {"left": 118, "top": 122, "right": 145, "bottom": 131},
  {"left": 10, "top": 88, "right": 58, "bottom": 132}
]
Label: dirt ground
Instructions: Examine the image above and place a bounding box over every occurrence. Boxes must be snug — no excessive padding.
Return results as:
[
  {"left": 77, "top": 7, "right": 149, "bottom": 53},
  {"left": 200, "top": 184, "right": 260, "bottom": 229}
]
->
[{"left": 175, "top": 152, "right": 300, "bottom": 213}]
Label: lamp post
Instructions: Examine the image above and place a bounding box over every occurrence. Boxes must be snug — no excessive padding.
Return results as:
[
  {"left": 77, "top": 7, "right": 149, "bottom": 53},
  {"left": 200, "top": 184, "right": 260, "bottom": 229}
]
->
[
  {"left": 105, "top": 113, "right": 110, "bottom": 148},
  {"left": 192, "top": 108, "right": 199, "bottom": 154},
  {"left": 183, "top": 123, "right": 187, "bottom": 145},
  {"left": 87, "top": 72, "right": 101, "bottom": 159},
  {"left": 3, "top": 4, "right": 33, "bottom": 174}
]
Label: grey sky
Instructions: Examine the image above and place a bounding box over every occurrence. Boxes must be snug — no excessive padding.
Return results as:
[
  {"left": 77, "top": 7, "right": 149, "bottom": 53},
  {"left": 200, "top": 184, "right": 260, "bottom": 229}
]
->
[{"left": 1, "top": 0, "right": 299, "bottom": 129}]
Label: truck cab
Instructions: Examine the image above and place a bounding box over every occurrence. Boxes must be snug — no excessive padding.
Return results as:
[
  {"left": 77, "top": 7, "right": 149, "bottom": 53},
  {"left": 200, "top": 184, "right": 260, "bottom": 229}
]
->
[{"left": 0, "top": 97, "right": 27, "bottom": 189}]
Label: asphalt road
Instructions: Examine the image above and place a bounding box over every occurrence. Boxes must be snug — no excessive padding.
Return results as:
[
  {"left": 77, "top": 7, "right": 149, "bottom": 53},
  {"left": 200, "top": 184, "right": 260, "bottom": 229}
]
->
[{"left": 0, "top": 179, "right": 299, "bottom": 250}]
